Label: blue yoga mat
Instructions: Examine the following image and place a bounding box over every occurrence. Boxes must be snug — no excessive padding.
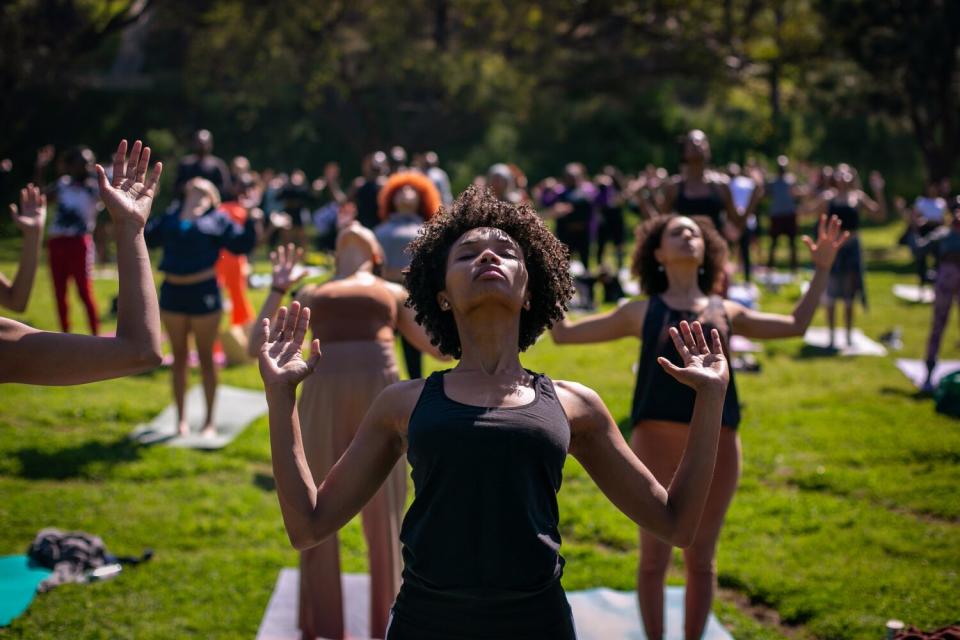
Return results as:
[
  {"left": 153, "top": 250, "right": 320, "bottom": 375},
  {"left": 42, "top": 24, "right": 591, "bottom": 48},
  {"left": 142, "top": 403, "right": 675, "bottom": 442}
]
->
[{"left": 0, "top": 555, "right": 52, "bottom": 627}]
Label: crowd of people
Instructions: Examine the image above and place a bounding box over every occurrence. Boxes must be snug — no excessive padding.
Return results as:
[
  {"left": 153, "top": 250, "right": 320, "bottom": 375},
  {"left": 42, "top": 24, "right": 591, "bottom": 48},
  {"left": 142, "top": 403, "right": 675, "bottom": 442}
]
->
[{"left": 1, "top": 127, "right": 958, "bottom": 639}]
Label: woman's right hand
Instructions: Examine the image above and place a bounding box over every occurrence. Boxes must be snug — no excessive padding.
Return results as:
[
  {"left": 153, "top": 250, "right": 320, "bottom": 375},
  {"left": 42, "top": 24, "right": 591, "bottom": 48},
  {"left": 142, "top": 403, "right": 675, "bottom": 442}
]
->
[
  {"left": 96, "top": 139, "right": 163, "bottom": 229},
  {"left": 259, "top": 301, "right": 321, "bottom": 388},
  {"left": 270, "top": 243, "right": 306, "bottom": 293}
]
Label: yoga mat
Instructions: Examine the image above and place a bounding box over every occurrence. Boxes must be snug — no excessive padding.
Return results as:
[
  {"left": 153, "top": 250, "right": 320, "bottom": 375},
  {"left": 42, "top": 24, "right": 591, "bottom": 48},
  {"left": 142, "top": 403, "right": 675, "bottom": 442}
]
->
[
  {"left": 0, "top": 555, "right": 52, "bottom": 627},
  {"left": 727, "top": 283, "right": 759, "bottom": 308},
  {"left": 753, "top": 269, "right": 797, "bottom": 287},
  {"left": 892, "top": 284, "right": 935, "bottom": 304},
  {"left": 803, "top": 327, "right": 888, "bottom": 356},
  {"left": 129, "top": 385, "right": 267, "bottom": 449},
  {"left": 257, "top": 570, "right": 733, "bottom": 640},
  {"left": 896, "top": 359, "right": 960, "bottom": 389},
  {"left": 730, "top": 335, "right": 763, "bottom": 353}
]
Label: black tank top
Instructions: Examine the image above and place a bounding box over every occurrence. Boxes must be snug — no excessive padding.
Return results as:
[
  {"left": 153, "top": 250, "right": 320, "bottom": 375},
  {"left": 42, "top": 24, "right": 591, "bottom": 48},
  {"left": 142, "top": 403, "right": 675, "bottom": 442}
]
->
[
  {"left": 675, "top": 180, "right": 726, "bottom": 231},
  {"left": 631, "top": 295, "right": 741, "bottom": 429},
  {"left": 393, "top": 369, "right": 574, "bottom": 637},
  {"left": 828, "top": 198, "right": 860, "bottom": 232}
]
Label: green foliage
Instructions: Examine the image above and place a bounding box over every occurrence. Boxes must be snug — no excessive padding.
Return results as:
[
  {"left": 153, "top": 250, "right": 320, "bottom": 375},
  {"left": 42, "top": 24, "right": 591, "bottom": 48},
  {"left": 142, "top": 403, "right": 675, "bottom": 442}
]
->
[{"left": 3, "top": 0, "right": 954, "bottom": 200}]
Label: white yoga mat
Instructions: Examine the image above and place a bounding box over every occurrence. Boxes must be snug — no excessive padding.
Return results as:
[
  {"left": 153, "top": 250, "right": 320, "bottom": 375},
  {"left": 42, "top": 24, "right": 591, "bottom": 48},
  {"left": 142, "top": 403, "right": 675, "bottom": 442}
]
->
[
  {"left": 803, "top": 327, "right": 888, "bottom": 356},
  {"left": 730, "top": 335, "right": 763, "bottom": 353},
  {"left": 892, "top": 284, "right": 935, "bottom": 304},
  {"left": 753, "top": 269, "right": 797, "bottom": 287},
  {"left": 129, "top": 385, "right": 267, "bottom": 449},
  {"left": 727, "top": 283, "right": 759, "bottom": 308},
  {"left": 895, "top": 359, "right": 960, "bottom": 389},
  {"left": 257, "top": 570, "right": 733, "bottom": 640}
]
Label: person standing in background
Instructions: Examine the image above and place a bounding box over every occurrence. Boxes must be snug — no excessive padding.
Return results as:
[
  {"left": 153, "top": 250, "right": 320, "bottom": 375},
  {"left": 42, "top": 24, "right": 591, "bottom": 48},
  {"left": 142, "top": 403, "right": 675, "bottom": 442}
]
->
[
  {"left": 765, "top": 155, "right": 806, "bottom": 273},
  {"left": 374, "top": 172, "right": 442, "bottom": 379},
  {"left": 174, "top": 129, "right": 231, "bottom": 197},
  {"left": 37, "top": 145, "right": 102, "bottom": 334}
]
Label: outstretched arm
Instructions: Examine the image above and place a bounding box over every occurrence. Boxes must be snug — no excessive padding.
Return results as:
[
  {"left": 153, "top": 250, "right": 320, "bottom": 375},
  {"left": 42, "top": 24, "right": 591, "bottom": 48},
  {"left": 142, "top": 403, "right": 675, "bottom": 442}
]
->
[
  {"left": 0, "top": 185, "right": 46, "bottom": 312},
  {"left": 0, "top": 139, "right": 164, "bottom": 385},
  {"left": 566, "top": 321, "right": 728, "bottom": 547},
  {"left": 247, "top": 243, "right": 307, "bottom": 358},
  {"left": 730, "top": 214, "right": 849, "bottom": 339},
  {"left": 550, "top": 299, "right": 646, "bottom": 344},
  {"left": 260, "top": 301, "right": 409, "bottom": 550}
]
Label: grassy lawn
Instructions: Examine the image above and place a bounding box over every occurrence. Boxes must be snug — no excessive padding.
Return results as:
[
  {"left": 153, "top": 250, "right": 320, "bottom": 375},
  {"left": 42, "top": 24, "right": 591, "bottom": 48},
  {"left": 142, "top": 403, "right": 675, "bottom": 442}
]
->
[{"left": 0, "top": 223, "right": 958, "bottom": 639}]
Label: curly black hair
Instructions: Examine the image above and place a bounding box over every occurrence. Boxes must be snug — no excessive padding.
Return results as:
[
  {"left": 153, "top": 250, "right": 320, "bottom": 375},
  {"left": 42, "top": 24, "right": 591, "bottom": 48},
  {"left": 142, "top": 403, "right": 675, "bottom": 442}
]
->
[
  {"left": 404, "top": 185, "right": 574, "bottom": 358},
  {"left": 631, "top": 215, "right": 728, "bottom": 295}
]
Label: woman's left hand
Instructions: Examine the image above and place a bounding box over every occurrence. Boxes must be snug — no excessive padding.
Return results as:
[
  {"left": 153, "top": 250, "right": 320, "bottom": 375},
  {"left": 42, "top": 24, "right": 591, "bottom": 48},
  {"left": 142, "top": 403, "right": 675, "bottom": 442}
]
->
[
  {"left": 270, "top": 243, "right": 306, "bottom": 293},
  {"left": 658, "top": 321, "right": 729, "bottom": 393},
  {"left": 804, "top": 214, "right": 850, "bottom": 271}
]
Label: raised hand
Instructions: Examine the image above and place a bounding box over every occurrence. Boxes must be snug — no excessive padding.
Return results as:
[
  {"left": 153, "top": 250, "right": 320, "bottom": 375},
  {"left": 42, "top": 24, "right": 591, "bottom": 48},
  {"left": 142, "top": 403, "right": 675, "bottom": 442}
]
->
[
  {"left": 95, "top": 139, "right": 163, "bottom": 229},
  {"left": 258, "top": 301, "right": 321, "bottom": 388},
  {"left": 10, "top": 184, "right": 46, "bottom": 235},
  {"left": 658, "top": 321, "right": 729, "bottom": 392},
  {"left": 803, "top": 214, "right": 850, "bottom": 271},
  {"left": 270, "top": 243, "right": 306, "bottom": 293},
  {"left": 869, "top": 170, "right": 885, "bottom": 193}
]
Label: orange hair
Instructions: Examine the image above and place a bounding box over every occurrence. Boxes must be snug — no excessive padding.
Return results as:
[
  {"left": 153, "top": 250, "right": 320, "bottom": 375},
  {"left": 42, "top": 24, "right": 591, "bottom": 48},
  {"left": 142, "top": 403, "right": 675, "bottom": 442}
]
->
[{"left": 377, "top": 171, "right": 442, "bottom": 221}]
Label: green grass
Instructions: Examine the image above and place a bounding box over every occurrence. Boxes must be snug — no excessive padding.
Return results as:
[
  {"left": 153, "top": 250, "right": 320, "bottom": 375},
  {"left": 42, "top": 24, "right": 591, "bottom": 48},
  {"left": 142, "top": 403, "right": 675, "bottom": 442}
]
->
[{"left": 0, "top": 224, "right": 958, "bottom": 638}]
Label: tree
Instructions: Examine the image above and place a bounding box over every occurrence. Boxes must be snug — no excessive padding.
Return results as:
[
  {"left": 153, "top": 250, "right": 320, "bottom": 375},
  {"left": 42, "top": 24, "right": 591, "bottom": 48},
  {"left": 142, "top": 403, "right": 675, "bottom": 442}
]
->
[{"left": 816, "top": 0, "right": 960, "bottom": 182}]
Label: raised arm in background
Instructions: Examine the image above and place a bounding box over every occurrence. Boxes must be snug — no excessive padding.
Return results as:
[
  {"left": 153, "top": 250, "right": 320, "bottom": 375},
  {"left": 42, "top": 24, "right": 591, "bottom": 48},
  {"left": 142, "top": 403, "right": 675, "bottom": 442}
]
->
[
  {"left": 0, "top": 185, "right": 47, "bottom": 312},
  {"left": 0, "top": 139, "right": 164, "bottom": 385}
]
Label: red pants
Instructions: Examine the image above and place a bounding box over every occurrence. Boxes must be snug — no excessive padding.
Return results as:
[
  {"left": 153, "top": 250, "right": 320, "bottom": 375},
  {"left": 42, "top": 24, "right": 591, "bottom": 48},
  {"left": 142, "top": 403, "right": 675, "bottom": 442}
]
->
[{"left": 48, "top": 235, "right": 99, "bottom": 334}]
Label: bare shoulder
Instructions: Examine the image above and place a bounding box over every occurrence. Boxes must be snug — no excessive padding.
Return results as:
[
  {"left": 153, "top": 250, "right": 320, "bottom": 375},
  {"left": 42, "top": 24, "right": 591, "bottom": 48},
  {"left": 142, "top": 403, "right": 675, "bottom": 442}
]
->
[
  {"left": 721, "top": 298, "right": 747, "bottom": 320},
  {"left": 619, "top": 298, "right": 648, "bottom": 320},
  {"left": 370, "top": 378, "right": 429, "bottom": 433},
  {"left": 382, "top": 280, "right": 408, "bottom": 302},
  {"left": 553, "top": 379, "right": 609, "bottom": 434},
  {"left": 293, "top": 283, "right": 319, "bottom": 306}
]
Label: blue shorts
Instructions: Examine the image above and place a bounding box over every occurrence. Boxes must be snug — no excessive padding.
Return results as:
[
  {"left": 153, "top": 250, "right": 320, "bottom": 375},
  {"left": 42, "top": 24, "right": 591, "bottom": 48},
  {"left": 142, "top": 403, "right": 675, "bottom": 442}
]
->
[{"left": 159, "top": 278, "right": 222, "bottom": 315}]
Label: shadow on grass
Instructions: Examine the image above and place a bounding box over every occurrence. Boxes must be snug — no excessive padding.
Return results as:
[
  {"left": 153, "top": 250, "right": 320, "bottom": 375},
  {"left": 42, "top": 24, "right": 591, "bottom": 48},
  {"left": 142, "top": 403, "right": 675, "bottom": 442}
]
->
[
  {"left": 796, "top": 344, "right": 842, "bottom": 359},
  {"left": 878, "top": 386, "right": 934, "bottom": 402},
  {"left": 253, "top": 472, "right": 275, "bottom": 492},
  {"left": 13, "top": 436, "right": 143, "bottom": 480}
]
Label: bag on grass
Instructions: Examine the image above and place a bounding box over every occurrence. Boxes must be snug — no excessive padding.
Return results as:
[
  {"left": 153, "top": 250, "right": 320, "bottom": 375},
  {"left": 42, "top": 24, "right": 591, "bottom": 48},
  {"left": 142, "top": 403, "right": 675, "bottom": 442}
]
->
[
  {"left": 26, "top": 528, "right": 152, "bottom": 592},
  {"left": 933, "top": 371, "right": 960, "bottom": 418},
  {"left": 895, "top": 624, "right": 960, "bottom": 639}
]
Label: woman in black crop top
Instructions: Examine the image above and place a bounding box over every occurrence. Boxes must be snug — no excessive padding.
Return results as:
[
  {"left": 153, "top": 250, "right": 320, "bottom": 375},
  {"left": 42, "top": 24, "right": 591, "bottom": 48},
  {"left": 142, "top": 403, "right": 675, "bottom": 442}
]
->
[
  {"left": 661, "top": 129, "right": 741, "bottom": 238},
  {"left": 804, "top": 163, "right": 886, "bottom": 348},
  {"left": 258, "top": 187, "right": 731, "bottom": 640},
  {"left": 551, "top": 213, "right": 849, "bottom": 640}
]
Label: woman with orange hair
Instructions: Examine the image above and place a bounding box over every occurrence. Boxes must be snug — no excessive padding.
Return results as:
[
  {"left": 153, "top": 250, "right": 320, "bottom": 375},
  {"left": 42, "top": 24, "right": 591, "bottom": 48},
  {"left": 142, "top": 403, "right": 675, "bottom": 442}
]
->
[{"left": 374, "top": 171, "right": 442, "bottom": 378}]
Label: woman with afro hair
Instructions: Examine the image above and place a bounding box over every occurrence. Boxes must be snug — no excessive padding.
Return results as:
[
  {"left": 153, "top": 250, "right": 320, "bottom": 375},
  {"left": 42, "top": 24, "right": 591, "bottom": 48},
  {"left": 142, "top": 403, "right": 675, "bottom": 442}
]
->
[
  {"left": 258, "top": 186, "right": 731, "bottom": 639},
  {"left": 551, "top": 213, "right": 848, "bottom": 640},
  {"left": 374, "top": 170, "right": 442, "bottom": 379}
]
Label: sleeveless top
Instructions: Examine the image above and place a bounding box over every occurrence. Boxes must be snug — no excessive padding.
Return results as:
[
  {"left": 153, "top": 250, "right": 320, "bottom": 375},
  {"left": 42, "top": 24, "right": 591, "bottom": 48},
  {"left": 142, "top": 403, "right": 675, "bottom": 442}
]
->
[
  {"left": 828, "top": 198, "right": 860, "bottom": 232},
  {"left": 675, "top": 180, "right": 726, "bottom": 231},
  {"left": 631, "top": 295, "right": 741, "bottom": 429},
  {"left": 393, "top": 370, "right": 572, "bottom": 633},
  {"left": 306, "top": 277, "right": 397, "bottom": 344}
]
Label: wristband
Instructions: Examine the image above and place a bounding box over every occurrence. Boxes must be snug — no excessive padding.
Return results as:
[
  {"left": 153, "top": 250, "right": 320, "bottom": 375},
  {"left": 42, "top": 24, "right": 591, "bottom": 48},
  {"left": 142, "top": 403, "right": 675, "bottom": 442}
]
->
[{"left": 271, "top": 286, "right": 288, "bottom": 296}]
